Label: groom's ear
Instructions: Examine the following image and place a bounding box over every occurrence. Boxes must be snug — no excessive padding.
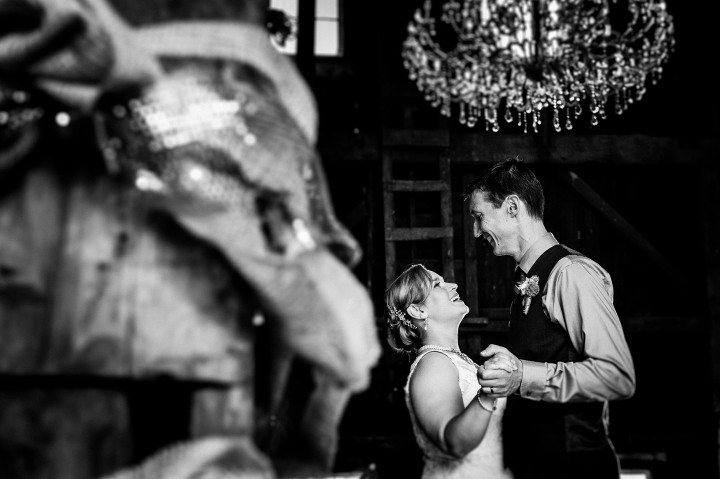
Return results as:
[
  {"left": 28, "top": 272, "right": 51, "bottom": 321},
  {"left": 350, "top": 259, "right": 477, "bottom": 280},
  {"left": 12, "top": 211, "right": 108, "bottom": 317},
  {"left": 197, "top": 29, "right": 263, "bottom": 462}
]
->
[
  {"left": 505, "top": 195, "right": 521, "bottom": 218},
  {"left": 407, "top": 304, "right": 428, "bottom": 320}
]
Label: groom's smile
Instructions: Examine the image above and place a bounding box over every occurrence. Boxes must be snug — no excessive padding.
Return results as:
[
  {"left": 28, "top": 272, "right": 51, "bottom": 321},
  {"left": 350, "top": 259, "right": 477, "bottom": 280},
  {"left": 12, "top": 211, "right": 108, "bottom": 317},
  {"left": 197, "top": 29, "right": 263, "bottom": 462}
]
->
[{"left": 468, "top": 190, "right": 509, "bottom": 256}]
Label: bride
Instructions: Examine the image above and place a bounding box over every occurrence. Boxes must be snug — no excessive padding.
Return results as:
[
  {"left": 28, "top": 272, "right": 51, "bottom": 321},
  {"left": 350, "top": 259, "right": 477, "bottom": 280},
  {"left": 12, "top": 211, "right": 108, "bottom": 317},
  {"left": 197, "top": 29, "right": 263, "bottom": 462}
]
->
[{"left": 385, "top": 264, "right": 514, "bottom": 478}]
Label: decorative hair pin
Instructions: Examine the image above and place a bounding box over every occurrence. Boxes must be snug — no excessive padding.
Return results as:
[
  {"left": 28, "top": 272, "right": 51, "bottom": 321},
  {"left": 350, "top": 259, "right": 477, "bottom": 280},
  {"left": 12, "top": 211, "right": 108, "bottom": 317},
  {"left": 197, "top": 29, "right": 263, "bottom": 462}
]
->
[{"left": 389, "top": 307, "right": 417, "bottom": 330}]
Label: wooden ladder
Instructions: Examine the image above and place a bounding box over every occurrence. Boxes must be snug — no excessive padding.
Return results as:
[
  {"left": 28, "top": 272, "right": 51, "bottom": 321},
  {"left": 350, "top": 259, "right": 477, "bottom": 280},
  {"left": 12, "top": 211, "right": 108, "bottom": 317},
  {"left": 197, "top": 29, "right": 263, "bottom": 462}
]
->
[{"left": 382, "top": 129, "right": 455, "bottom": 287}]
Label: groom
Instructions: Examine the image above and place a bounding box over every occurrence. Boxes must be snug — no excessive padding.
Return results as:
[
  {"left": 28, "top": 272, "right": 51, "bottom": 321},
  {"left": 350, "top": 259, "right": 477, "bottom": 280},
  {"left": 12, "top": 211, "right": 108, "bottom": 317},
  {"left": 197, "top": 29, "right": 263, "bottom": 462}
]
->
[{"left": 465, "top": 158, "right": 636, "bottom": 479}]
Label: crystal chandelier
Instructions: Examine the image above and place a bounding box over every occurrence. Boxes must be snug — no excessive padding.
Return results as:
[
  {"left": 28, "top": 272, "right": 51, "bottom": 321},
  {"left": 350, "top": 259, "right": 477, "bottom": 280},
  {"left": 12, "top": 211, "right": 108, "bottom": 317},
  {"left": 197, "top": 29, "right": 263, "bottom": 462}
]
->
[{"left": 402, "top": 0, "right": 675, "bottom": 132}]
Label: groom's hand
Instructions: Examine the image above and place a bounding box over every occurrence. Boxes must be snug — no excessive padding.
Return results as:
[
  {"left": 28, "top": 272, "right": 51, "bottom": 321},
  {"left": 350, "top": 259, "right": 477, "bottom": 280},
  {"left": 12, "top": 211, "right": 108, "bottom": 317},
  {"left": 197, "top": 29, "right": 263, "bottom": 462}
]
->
[
  {"left": 480, "top": 344, "right": 521, "bottom": 371},
  {"left": 477, "top": 344, "right": 522, "bottom": 398}
]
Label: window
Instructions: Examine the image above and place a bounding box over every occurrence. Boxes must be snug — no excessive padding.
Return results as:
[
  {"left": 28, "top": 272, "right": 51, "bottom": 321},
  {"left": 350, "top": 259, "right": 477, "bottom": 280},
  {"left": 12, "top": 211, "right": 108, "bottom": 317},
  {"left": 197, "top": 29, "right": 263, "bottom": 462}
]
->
[{"left": 269, "top": 0, "right": 341, "bottom": 57}]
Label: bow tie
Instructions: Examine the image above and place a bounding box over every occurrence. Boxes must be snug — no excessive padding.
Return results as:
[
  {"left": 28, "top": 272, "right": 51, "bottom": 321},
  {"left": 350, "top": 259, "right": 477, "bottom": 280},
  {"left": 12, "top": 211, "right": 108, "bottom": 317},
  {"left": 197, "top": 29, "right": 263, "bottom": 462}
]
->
[{"left": 513, "top": 267, "right": 526, "bottom": 294}]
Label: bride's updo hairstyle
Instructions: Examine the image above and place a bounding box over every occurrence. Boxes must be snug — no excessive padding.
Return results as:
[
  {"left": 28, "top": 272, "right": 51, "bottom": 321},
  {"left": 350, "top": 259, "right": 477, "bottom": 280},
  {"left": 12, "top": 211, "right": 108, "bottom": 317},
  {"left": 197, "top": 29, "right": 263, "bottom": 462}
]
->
[{"left": 385, "top": 264, "right": 433, "bottom": 353}]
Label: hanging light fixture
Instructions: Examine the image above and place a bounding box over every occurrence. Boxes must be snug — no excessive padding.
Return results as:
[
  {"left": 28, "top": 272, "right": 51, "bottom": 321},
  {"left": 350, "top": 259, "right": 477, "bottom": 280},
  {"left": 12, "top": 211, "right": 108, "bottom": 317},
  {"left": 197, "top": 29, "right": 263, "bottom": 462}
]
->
[{"left": 402, "top": 0, "right": 674, "bottom": 133}]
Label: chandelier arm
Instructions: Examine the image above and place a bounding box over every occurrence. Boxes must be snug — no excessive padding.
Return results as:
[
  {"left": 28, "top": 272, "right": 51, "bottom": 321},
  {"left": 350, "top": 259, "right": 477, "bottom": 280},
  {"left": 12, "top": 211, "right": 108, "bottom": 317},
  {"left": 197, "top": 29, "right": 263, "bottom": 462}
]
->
[
  {"left": 444, "top": 9, "right": 466, "bottom": 34},
  {"left": 621, "top": 19, "right": 657, "bottom": 44},
  {"left": 416, "top": 32, "right": 449, "bottom": 60},
  {"left": 617, "top": 6, "right": 647, "bottom": 41},
  {"left": 560, "top": 2, "right": 606, "bottom": 46}
]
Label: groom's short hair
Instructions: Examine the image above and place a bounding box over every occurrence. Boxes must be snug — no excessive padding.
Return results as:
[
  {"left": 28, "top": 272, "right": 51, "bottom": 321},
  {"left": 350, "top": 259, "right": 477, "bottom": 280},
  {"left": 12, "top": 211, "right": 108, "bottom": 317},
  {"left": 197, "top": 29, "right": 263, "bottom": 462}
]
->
[{"left": 463, "top": 157, "right": 545, "bottom": 221}]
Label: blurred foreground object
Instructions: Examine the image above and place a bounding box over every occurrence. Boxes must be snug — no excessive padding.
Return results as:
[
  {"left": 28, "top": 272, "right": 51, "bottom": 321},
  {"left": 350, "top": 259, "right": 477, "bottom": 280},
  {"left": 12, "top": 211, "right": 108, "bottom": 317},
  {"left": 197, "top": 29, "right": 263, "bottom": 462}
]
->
[{"left": 0, "top": 0, "right": 380, "bottom": 477}]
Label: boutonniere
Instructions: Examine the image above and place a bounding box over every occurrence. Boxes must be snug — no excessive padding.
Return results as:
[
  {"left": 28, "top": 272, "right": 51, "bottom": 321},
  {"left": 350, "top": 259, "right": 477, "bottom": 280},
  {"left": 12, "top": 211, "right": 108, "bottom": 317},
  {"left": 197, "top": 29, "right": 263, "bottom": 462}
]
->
[{"left": 517, "top": 275, "right": 540, "bottom": 315}]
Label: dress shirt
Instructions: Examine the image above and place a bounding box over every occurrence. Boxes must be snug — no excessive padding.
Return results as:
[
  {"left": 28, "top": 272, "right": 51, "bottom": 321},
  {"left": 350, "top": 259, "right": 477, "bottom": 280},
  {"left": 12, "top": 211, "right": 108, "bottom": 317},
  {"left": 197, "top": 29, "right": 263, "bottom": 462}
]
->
[{"left": 516, "top": 233, "right": 636, "bottom": 403}]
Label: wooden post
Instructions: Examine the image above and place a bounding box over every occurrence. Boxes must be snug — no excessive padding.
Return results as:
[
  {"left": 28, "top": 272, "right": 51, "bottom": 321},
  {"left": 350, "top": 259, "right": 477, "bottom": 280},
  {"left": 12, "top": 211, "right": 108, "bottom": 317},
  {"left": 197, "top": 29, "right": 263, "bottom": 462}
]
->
[
  {"left": 462, "top": 174, "right": 480, "bottom": 317},
  {"left": 702, "top": 165, "right": 720, "bottom": 477},
  {"left": 296, "top": 0, "right": 316, "bottom": 85},
  {"left": 439, "top": 156, "right": 455, "bottom": 283},
  {"left": 382, "top": 152, "right": 397, "bottom": 286}
]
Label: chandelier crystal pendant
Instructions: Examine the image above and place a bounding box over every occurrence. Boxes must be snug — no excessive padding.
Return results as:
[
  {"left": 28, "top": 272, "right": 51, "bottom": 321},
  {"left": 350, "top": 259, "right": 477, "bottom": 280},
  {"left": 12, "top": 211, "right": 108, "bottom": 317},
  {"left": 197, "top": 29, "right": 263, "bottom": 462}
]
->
[{"left": 402, "top": 0, "right": 675, "bottom": 133}]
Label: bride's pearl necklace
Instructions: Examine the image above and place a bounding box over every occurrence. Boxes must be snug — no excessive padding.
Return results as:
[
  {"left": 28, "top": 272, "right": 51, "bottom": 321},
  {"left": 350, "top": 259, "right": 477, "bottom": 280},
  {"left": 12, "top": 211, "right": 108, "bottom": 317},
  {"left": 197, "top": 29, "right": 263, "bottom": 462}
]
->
[{"left": 418, "top": 344, "right": 476, "bottom": 366}]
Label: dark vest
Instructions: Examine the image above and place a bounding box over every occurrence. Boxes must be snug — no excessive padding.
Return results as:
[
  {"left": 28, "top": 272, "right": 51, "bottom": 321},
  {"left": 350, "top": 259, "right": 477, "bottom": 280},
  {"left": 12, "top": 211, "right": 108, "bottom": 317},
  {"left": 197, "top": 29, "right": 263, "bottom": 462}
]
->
[{"left": 504, "top": 245, "right": 609, "bottom": 466}]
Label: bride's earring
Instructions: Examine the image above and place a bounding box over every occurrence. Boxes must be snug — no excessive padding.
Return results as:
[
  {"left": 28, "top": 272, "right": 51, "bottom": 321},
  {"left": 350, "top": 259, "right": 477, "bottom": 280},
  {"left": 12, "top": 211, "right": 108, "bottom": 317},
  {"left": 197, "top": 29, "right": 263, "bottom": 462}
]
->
[{"left": 424, "top": 317, "right": 428, "bottom": 331}]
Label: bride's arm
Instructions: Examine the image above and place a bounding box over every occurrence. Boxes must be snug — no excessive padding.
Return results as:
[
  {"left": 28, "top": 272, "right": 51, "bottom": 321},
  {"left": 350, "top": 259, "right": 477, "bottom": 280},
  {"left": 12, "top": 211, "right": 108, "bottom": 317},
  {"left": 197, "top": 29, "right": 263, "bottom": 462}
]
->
[{"left": 409, "top": 352, "right": 495, "bottom": 458}]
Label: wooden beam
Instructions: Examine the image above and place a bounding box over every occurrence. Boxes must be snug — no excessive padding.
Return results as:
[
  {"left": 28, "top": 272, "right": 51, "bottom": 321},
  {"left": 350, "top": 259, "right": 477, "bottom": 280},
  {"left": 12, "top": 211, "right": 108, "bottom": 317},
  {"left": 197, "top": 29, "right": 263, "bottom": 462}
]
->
[
  {"left": 386, "top": 180, "right": 449, "bottom": 192},
  {"left": 317, "top": 131, "right": 379, "bottom": 163},
  {"left": 382, "top": 129, "right": 450, "bottom": 147},
  {"left": 449, "top": 134, "right": 720, "bottom": 165},
  {"left": 458, "top": 316, "right": 705, "bottom": 334},
  {"left": 320, "top": 132, "right": 720, "bottom": 165},
  {"left": 557, "top": 170, "right": 682, "bottom": 281},
  {"left": 386, "top": 227, "right": 453, "bottom": 241}
]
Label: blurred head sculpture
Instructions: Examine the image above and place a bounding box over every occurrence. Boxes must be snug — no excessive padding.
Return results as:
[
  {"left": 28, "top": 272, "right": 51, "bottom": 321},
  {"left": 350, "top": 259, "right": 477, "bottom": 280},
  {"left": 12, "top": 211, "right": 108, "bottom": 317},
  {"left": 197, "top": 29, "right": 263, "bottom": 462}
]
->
[{"left": 0, "top": 0, "right": 380, "bottom": 476}]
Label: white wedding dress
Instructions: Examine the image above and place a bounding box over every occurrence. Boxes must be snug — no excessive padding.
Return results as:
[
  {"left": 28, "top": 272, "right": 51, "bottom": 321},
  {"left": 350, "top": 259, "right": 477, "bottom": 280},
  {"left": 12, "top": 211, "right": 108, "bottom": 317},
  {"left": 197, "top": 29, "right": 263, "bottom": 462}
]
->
[{"left": 405, "top": 349, "right": 513, "bottom": 479}]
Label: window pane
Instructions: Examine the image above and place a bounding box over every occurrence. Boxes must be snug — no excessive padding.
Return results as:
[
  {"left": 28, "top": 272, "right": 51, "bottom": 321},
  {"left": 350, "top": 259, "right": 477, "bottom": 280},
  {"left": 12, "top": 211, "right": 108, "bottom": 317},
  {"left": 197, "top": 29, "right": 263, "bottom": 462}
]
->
[
  {"left": 315, "top": 19, "right": 339, "bottom": 56},
  {"left": 316, "top": 0, "right": 338, "bottom": 19},
  {"left": 269, "top": 0, "right": 341, "bottom": 57}
]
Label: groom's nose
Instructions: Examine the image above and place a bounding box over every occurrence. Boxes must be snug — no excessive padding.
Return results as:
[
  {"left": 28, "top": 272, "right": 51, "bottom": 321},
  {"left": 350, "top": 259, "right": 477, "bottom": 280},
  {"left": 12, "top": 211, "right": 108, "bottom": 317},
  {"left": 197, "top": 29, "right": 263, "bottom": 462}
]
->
[{"left": 473, "top": 221, "right": 482, "bottom": 237}]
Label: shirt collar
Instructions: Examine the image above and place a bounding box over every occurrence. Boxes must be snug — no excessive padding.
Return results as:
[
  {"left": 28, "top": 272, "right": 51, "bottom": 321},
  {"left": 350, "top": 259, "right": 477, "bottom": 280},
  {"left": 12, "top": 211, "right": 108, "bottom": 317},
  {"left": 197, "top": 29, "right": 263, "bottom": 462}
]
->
[{"left": 518, "top": 232, "right": 558, "bottom": 274}]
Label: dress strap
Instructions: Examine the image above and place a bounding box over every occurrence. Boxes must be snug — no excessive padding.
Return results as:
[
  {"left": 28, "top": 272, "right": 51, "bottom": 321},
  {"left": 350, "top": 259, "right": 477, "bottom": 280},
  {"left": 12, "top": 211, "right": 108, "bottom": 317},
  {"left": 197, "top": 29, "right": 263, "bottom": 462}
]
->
[{"left": 408, "top": 348, "right": 456, "bottom": 377}]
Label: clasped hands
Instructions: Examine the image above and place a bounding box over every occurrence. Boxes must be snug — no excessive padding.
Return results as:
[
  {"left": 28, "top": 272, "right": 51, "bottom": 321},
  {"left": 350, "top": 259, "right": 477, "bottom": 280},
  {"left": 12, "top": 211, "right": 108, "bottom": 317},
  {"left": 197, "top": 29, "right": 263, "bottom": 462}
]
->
[{"left": 476, "top": 344, "right": 522, "bottom": 399}]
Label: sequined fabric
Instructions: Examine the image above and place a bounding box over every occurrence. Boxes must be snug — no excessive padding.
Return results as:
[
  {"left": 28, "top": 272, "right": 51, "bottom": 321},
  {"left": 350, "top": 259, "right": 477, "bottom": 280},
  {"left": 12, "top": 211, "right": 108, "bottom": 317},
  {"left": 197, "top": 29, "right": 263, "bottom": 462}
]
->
[
  {"left": 0, "top": 86, "right": 44, "bottom": 171},
  {"left": 93, "top": 59, "right": 360, "bottom": 264}
]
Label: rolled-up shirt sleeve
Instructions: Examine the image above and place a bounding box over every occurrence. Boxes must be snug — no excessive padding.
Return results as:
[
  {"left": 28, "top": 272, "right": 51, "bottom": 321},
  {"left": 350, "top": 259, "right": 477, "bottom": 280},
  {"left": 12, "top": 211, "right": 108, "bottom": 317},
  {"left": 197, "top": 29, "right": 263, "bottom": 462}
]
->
[{"left": 518, "top": 256, "right": 636, "bottom": 402}]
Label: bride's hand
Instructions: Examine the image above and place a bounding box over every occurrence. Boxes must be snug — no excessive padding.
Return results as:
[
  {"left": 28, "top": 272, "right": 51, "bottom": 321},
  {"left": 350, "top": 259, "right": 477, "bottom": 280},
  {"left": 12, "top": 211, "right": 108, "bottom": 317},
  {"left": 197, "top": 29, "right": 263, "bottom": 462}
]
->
[
  {"left": 481, "top": 353, "right": 518, "bottom": 373},
  {"left": 477, "top": 344, "right": 523, "bottom": 397}
]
